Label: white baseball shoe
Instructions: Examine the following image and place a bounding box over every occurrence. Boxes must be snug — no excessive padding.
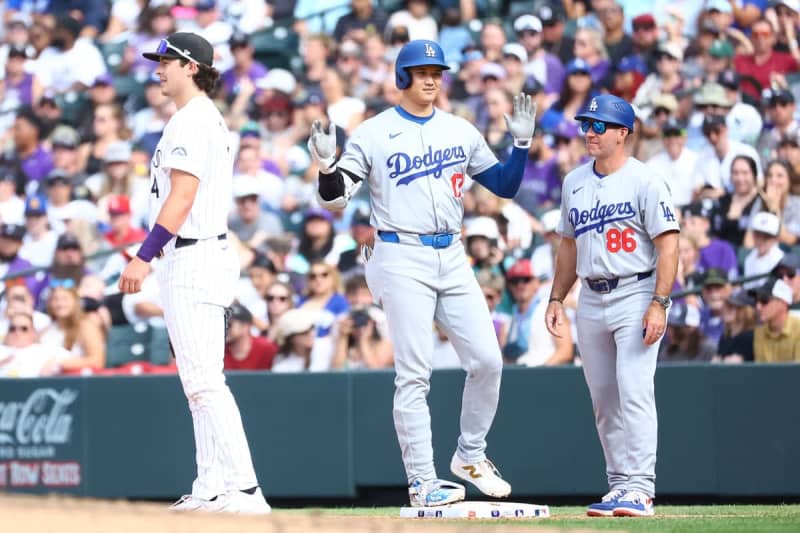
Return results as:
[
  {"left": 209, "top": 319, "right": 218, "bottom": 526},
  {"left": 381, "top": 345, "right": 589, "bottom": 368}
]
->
[
  {"left": 214, "top": 487, "right": 272, "bottom": 515},
  {"left": 586, "top": 488, "right": 627, "bottom": 517},
  {"left": 169, "top": 494, "right": 220, "bottom": 512},
  {"left": 450, "top": 454, "right": 512, "bottom": 498},
  {"left": 611, "top": 490, "right": 655, "bottom": 517},
  {"left": 408, "top": 478, "right": 466, "bottom": 507}
]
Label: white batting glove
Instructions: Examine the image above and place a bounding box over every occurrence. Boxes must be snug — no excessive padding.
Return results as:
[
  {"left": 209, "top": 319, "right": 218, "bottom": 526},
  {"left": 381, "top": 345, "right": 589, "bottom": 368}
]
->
[
  {"left": 308, "top": 119, "right": 337, "bottom": 173},
  {"left": 503, "top": 93, "right": 537, "bottom": 149}
]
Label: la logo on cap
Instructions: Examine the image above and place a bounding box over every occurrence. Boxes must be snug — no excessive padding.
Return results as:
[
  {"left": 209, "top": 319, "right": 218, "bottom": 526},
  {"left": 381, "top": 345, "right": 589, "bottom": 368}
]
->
[
  {"left": 589, "top": 98, "right": 598, "bottom": 111},
  {"left": 425, "top": 43, "right": 436, "bottom": 57}
]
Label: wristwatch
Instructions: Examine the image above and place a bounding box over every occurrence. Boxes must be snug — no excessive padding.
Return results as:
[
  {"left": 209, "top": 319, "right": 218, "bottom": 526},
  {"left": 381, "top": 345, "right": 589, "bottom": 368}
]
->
[{"left": 652, "top": 295, "right": 671, "bottom": 309}]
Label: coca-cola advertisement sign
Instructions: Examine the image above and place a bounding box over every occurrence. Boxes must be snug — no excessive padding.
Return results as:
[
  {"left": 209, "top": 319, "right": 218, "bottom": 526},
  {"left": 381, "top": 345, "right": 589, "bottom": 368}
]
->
[{"left": 0, "top": 387, "right": 82, "bottom": 491}]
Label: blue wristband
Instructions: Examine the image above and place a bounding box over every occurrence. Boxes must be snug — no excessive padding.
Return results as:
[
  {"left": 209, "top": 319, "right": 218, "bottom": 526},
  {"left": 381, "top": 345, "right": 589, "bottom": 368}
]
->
[{"left": 136, "top": 223, "right": 174, "bottom": 262}]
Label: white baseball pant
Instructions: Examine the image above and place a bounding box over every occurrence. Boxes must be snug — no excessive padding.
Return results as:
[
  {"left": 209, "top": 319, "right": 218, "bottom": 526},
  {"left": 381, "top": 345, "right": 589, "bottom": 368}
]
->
[{"left": 157, "top": 236, "right": 259, "bottom": 499}]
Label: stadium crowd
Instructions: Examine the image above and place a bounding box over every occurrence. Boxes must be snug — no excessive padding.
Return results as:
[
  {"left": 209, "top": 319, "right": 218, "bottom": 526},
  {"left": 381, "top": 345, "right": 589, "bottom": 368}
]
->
[{"left": 1, "top": 0, "right": 800, "bottom": 378}]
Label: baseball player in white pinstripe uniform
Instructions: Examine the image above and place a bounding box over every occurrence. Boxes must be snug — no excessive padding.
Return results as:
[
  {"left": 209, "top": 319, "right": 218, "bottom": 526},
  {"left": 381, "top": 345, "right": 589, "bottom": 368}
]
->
[
  {"left": 119, "top": 32, "right": 269, "bottom": 514},
  {"left": 308, "top": 40, "right": 536, "bottom": 507},
  {"left": 545, "top": 95, "right": 679, "bottom": 517}
]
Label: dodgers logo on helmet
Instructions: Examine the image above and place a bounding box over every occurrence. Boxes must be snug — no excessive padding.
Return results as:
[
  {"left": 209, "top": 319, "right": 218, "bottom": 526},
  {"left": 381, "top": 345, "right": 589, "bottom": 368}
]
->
[
  {"left": 575, "top": 94, "right": 635, "bottom": 131},
  {"left": 395, "top": 40, "right": 451, "bottom": 90}
]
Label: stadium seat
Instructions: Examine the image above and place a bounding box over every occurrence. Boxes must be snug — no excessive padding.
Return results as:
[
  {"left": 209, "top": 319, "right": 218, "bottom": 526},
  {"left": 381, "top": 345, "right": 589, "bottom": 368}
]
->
[
  {"left": 96, "top": 39, "right": 128, "bottom": 74},
  {"left": 736, "top": 246, "right": 752, "bottom": 272},
  {"left": 113, "top": 74, "right": 147, "bottom": 105},
  {"left": 55, "top": 91, "right": 88, "bottom": 127},
  {"left": 148, "top": 326, "right": 173, "bottom": 366},
  {"left": 105, "top": 322, "right": 152, "bottom": 368},
  {"left": 508, "top": 1, "right": 533, "bottom": 22},
  {"left": 250, "top": 26, "right": 300, "bottom": 70},
  {"left": 378, "top": 0, "right": 404, "bottom": 14}
]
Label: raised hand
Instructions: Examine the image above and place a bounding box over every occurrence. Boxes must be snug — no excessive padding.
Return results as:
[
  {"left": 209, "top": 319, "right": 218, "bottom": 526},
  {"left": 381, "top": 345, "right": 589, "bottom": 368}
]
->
[
  {"left": 307, "top": 119, "right": 337, "bottom": 173},
  {"left": 503, "top": 93, "right": 538, "bottom": 148}
]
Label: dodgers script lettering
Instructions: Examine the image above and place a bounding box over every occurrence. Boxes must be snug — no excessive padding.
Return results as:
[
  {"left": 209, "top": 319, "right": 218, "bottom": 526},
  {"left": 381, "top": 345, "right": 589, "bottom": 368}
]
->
[
  {"left": 569, "top": 200, "right": 636, "bottom": 237},
  {"left": 387, "top": 145, "right": 467, "bottom": 186}
]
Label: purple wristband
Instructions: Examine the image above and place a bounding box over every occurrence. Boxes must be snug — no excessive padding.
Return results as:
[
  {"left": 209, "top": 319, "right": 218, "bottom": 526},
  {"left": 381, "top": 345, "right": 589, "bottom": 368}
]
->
[{"left": 136, "top": 223, "right": 174, "bottom": 262}]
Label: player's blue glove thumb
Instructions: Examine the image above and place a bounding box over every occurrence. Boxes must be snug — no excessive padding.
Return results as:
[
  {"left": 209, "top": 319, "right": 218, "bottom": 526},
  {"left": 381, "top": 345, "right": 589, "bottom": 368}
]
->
[
  {"left": 503, "top": 93, "right": 537, "bottom": 149},
  {"left": 308, "top": 119, "right": 337, "bottom": 173}
]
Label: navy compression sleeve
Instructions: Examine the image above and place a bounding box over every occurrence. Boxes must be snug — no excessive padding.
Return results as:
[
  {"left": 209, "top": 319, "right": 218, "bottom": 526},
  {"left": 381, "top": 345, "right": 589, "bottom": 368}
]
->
[{"left": 472, "top": 146, "right": 527, "bottom": 199}]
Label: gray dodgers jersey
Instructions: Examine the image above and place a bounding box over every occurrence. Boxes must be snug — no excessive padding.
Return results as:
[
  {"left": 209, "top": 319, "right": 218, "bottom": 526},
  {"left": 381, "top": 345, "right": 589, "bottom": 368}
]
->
[
  {"left": 337, "top": 107, "right": 498, "bottom": 234},
  {"left": 557, "top": 158, "right": 680, "bottom": 280}
]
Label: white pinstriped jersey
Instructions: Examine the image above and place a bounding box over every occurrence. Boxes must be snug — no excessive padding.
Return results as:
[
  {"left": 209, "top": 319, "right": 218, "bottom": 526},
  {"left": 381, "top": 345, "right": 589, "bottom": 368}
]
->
[
  {"left": 557, "top": 157, "right": 680, "bottom": 280},
  {"left": 149, "top": 95, "right": 232, "bottom": 238},
  {"left": 337, "top": 106, "right": 498, "bottom": 234}
]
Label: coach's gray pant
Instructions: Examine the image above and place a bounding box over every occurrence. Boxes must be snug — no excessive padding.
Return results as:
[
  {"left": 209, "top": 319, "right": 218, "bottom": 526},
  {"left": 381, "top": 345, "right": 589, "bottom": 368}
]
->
[
  {"left": 365, "top": 238, "right": 503, "bottom": 484},
  {"left": 576, "top": 275, "right": 660, "bottom": 498}
]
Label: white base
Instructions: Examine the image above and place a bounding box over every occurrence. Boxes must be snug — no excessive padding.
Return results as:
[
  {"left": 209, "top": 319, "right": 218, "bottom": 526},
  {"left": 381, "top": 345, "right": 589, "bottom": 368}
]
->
[{"left": 400, "top": 501, "right": 550, "bottom": 519}]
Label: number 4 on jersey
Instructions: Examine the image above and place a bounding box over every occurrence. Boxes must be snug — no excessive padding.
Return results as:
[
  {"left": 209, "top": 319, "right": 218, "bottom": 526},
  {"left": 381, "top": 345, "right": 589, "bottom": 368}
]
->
[{"left": 151, "top": 177, "right": 160, "bottom": 198}]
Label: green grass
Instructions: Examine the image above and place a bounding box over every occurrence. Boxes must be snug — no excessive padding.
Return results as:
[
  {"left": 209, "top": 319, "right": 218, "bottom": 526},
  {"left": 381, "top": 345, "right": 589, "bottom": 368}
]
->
[{"left": 282, "top": 505, "right": 800, "bottom": 532}]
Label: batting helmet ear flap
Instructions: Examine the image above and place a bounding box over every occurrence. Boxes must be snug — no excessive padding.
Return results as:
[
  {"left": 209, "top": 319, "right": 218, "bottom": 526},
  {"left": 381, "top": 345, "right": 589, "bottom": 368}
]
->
[{"left": 396, "top": 67, "right": 412, "bottom": 90}]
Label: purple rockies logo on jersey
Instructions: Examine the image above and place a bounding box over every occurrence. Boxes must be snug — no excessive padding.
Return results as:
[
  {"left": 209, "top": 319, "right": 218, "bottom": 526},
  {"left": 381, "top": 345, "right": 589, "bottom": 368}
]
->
[
  {"left": 387, "top": 145, "right": 467, "bottom": 186},
  {"left": 569, "top": 200, "right": 636, "bottom": 236}
]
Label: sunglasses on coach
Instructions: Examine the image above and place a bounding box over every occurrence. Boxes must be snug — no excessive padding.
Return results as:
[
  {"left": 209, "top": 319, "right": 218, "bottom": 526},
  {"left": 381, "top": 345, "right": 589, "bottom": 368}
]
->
[{"left": 580, "top": 120, "right": 623, "bottom": 135}]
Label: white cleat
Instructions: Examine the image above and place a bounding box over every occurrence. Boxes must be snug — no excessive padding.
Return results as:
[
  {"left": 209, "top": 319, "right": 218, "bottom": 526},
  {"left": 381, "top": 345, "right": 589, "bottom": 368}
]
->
[
  {"left": 612, "top": 490, "right": 655, "bottom": 517},
  {"left": 169, "top": 494, "right": 219, "bottom": 512},
  {"left": 450, "top": 454, "right": 512, "bottom": 498},
  {"left": 408, "top": 478, "right": 466, "bottom": 507},
  {"left": 214, "top": 487, "right": 272, "bottom": 515}
]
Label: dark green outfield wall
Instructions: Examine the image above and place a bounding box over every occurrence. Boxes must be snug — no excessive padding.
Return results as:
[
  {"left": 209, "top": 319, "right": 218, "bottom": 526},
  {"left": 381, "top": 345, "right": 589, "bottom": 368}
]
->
[{"left": 0, "top": 365, "right": 798, "bottom": 499}]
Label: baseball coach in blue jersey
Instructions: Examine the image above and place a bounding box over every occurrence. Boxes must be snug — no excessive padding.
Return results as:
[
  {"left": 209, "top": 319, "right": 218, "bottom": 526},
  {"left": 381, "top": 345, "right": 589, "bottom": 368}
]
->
[
  {"left": 545, "top": 94, "right": 680, "bottom": 517},
  {"left": 308, "top": 39, "right": 536, "bottom": 508}
]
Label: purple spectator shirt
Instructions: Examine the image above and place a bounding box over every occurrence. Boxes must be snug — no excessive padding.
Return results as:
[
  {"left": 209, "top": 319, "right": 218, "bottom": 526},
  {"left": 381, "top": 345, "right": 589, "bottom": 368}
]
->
[
  {"left": 4, "top": 255, "right": 37, "bottom": 297},
  {"left": 698, "top": 238, "right": 739, "bottom": 280},
  {"left": 21, "top": 145, "right": 54, "bottom": 183},
  {"left": 515, "top": 156, "right": 561, "bottom": 214},
  {"left": 589, "top": 59, "right": 611, "bottom": 85},
  {"left": 5, "top": 73, "right": 34, "bottom": 105},
  {"left": 700, "top": 306, "right": 724, "bottom": 347},
  {"left": 221, "top": 62, "right": 268, "bottom": 97},
  {"left": 543, "top": 53, "right": 566, "bottom": 95}
]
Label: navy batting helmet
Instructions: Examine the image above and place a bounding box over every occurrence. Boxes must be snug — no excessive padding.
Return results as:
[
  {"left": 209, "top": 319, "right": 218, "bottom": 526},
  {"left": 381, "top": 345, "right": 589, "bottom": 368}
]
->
[
  {"left": 395, "top": 40, "right": 450, "bottom": 90},
  {"left": 574, "top": 94, "right": 635, "bottom": 131}
]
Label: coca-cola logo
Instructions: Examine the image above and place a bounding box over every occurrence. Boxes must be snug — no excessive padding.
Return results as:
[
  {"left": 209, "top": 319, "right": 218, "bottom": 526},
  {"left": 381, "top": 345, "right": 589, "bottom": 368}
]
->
[{"left": 0, "top": 388, "right": 77, "bottom": 446}]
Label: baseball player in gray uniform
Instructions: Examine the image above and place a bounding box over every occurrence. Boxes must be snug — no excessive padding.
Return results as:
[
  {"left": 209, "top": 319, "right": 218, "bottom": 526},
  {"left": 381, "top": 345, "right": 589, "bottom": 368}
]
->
[
  {"left": 308, "top": 39, "right": 536, "bottom": 507},
  {"left": 545, "top": 95, "right": 679, "bottom": 517},
  {"left": 119, "top": 33, "right": 270, "bottom": 514}
]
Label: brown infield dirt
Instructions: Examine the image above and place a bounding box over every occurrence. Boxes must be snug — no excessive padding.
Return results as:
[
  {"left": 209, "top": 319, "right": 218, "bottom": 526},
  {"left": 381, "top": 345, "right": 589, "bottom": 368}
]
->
[{"left": 0, "top": 494, "right": 612, "bottom": 533}]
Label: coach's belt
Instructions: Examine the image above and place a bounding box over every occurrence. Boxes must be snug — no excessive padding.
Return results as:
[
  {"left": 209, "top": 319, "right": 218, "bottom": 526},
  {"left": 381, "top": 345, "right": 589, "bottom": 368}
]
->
[
  {"left": 158, "top": 233, "right": 227, "bottom": 257},
  {"left": 585, "top": 270, "right": 653, "bottom": 294},
  {"left": 378, "top": 230, "right": 457, "bottom": 249}
]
